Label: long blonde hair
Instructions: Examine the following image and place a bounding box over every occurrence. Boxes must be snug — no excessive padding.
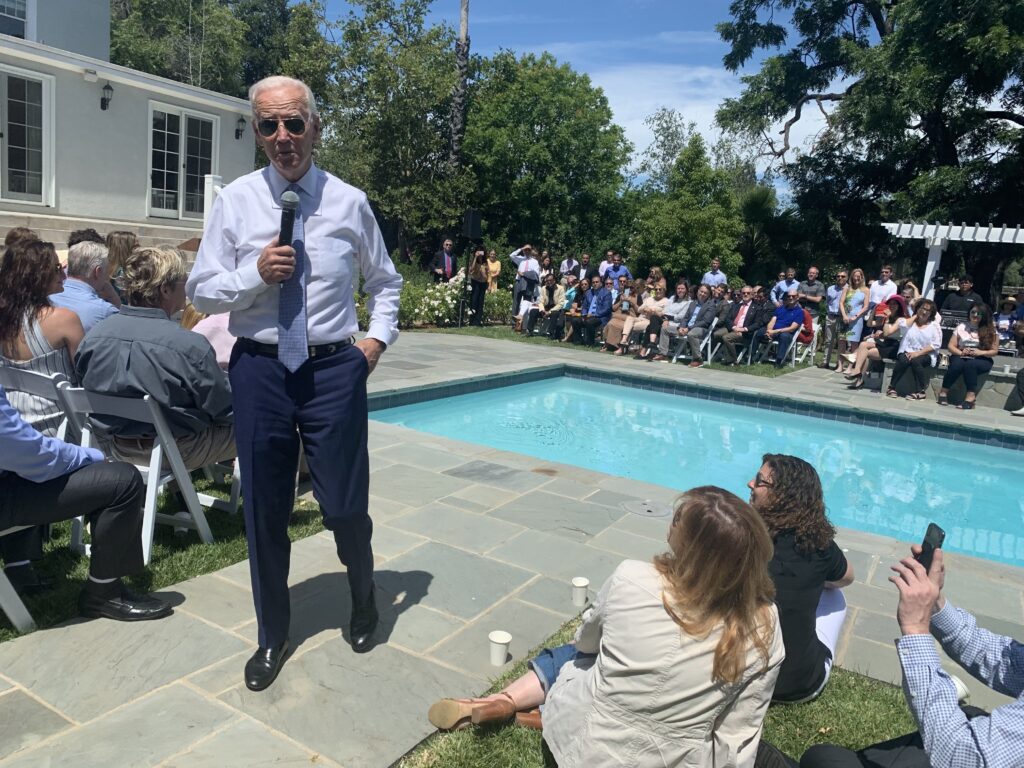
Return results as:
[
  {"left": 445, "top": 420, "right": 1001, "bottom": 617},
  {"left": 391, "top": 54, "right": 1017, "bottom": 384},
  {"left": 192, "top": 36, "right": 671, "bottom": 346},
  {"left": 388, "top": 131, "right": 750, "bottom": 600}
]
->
[{"left": 653, "top": 486, "right": 776, "bottom": 684}]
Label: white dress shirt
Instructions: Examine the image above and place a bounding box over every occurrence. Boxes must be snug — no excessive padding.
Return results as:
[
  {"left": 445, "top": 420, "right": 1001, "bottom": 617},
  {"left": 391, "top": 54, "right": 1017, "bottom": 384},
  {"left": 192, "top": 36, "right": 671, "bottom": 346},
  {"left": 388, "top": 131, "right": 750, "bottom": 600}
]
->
[
  {"left": 508, "top": 248, "right": 540, "bottom": 276},
  {"left": 187, "top": 164, "right": 403, "bottom": 347},
  {"left": 869, "top": 278, "right": 896, "bottom": 307}
]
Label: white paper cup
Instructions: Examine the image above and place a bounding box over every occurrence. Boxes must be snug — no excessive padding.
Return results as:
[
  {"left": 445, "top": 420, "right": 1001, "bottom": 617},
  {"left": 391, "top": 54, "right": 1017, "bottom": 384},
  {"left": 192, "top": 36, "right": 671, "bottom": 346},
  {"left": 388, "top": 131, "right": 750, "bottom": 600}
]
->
[
  {"left": 488, "top": 630, "right": 511, "bottom": 667},
  {"left": 571, "top": 576, "right": 590, "bottom": 607},
  {"left": 1004, "top": 364, "right": 1012, "bottom": 375}
]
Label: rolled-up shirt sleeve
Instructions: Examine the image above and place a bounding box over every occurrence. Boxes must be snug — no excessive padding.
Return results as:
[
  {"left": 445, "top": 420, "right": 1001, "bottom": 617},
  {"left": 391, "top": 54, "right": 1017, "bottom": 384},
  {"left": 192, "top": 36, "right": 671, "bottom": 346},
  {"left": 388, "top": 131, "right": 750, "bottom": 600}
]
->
[
  {"left": 356, "top": 195, "right": 403, "bottom": 348},
  {"left": 187, "top": 191, "right": 271, "bottom": 314},
  {"left": 1, "top": 388, "right": 103, "bottom": 482}
]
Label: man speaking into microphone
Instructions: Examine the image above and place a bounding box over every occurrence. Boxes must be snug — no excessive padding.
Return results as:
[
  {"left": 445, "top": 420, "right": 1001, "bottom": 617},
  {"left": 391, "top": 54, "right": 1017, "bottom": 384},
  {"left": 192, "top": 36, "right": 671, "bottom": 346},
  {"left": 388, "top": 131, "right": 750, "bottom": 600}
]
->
[{"left": 187, "top": 75, "right": 402, "bottom": 691}]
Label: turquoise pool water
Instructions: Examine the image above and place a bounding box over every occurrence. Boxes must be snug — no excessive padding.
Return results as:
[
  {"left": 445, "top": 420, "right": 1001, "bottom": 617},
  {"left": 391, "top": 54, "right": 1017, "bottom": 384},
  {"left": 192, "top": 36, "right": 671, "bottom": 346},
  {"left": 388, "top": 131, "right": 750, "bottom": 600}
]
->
[{"left": 373, "top": 378, "right": 1024, "bottom": 568}]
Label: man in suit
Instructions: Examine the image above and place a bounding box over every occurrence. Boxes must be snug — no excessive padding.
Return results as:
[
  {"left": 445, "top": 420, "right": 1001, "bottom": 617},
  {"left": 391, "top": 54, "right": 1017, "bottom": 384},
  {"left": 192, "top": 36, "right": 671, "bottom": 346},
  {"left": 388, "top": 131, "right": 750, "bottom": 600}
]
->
[
  {"left": 712, "top": 285, "right": 756, "bottom": 365},
  {"left": 653, "top": 284, "right": 715, "bottom": 364},
  {"left": 578, "top": 253, "right": 600, "bottom": 285},
  {"left": 431, "top": 238, "right": 457, "bottom": 283},
  {"left": 187, "top": 75, "right": 403, "bottom": 691}
]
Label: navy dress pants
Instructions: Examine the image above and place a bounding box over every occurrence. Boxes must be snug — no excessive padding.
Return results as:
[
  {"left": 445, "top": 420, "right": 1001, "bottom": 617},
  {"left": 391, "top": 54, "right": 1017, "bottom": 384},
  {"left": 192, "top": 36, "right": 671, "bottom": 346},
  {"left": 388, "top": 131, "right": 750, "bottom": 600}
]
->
[{"left": 230, "top": 342, "right": 373, "bottom": 649}]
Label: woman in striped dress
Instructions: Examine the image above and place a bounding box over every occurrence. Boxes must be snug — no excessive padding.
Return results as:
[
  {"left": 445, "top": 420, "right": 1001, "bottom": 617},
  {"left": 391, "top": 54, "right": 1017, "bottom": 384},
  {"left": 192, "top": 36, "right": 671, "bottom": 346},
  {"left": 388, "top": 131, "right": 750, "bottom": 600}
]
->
[{"left": 0, "top": 240, "right": 83, "bottom": 437}]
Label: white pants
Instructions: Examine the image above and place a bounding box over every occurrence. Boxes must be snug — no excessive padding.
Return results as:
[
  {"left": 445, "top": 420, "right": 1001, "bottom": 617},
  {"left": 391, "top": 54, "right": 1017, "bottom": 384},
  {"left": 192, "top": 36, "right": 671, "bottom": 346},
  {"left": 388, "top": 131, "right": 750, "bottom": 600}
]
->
[{"left": 790, "top": 587, "right": 848, "bottom": 704}]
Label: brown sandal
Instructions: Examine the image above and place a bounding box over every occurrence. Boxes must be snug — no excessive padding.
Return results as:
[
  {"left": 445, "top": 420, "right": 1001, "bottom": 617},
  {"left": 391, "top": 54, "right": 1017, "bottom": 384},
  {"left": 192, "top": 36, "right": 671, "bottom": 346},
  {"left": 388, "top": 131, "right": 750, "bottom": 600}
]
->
[{"left": 515, "top": 708, "right": 543, "bottom": 731}]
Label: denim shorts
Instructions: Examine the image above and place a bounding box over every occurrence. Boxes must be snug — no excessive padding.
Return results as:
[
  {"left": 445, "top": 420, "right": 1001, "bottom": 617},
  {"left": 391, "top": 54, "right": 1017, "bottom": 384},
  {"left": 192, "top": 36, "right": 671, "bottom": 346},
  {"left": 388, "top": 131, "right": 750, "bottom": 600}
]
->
[{"left": 528, "top": 643, "right": 596, "bottom": 692}]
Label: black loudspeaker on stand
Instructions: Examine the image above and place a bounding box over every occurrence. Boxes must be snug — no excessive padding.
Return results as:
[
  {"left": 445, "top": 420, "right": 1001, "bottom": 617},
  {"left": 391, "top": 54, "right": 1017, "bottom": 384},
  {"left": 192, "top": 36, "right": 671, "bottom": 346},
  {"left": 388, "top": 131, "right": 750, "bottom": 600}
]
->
[{"left": 458, "top": 209, "right": 482, "bottom": 328}]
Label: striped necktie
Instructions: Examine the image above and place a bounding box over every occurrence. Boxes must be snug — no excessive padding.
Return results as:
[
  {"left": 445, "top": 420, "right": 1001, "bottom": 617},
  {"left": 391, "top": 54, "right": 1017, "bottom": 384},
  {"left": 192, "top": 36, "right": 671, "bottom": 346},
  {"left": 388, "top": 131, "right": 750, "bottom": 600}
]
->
[{"left": 277, "top": 184, "right": 308, "bottom": 372}]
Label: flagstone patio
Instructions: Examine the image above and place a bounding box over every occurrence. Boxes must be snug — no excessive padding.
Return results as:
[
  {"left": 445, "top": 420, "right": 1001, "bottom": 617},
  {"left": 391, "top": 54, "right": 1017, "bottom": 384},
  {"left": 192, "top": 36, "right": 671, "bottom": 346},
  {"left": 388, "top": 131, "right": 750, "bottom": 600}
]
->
[{"left": 0, "top": 332, "right": 1020, "bottom": 766}]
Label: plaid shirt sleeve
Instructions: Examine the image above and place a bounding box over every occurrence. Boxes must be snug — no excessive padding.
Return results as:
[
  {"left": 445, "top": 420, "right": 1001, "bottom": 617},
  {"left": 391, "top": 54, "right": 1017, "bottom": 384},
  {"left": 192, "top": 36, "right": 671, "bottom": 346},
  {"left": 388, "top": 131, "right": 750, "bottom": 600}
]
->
[{"left": 895, "top": 601, "right": 1024, "bottom": 768}]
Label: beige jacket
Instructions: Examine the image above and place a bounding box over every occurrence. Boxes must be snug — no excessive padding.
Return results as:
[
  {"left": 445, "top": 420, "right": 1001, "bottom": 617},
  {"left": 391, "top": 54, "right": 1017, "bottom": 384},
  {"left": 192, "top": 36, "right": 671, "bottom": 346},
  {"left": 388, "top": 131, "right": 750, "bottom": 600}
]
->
[{"left": 543, "top": 560, "right": 784, "bottom": 768}]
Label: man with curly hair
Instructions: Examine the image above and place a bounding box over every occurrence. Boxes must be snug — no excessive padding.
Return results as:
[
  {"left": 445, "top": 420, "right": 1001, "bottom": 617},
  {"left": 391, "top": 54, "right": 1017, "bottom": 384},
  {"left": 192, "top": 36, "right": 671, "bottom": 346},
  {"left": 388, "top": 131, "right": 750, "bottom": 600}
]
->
[{"left": 748, "top": 454, "right": 855, "bottom": 703}]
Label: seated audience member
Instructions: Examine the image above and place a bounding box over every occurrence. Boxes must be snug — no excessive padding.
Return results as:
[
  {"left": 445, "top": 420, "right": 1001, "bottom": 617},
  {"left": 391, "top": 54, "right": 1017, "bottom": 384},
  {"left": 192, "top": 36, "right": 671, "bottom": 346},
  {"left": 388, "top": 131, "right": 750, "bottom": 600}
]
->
[
  {"left": 0, "top": 240, "right": 82, "bottom": 436},
  {"left": 844, "top": 295, "right": 908, "bottom": 389},
  {"left": 653, "top": 284, "right": 716, "bottom": 365},
  {"left": 748, "top": 454, "right": 853, "bottom": 703},
  {"left": 190, "top": 311, "right": 236, "bottom": 371},
  {"left": 1008, "top": 367, "right": 1024, "bottom": 416},
  {"left": 771, "top": 267, "right": 799, "bottom": 306},
  {"left": 524, "top": 273, "right": 565, "bottom": 337},
  {"left": 104, "top": 231, "right": 137, "bottom": 304},
  {"left": 427, "top": 486, "right": 784, "bottom": 767},
  {"left": 712, "top": 284, "right": 732, "bottom": 325},
  {"left": 4, "top": 226, "right": 38, "bottom": 249},
  {"left": 617, "top": 283, "right": 669, "bottom": 356},
  {"left": 553, "top": 275, "right": 580, "bottom": 341},
  {"left": 651, "top": 286, "right": 716, "bottom": 366},
  {"left": 752, "top": 290, "right": 804, "bottom": 367},
  {"left": 1014, "top": 291, "right": 1024, "bottom": 347},
  {"left": 68, "top": 228, "right": 122, "bottom": 310},
  {"left": 75, "top": 245, "right": 235, "bottom": 470},
  {"left": 0, "top": 385, "right": 171, "bottom": 620},
  {"left": 899, "top": 279, "right": 921, "bottom": 308},
  {"left": 638, "top": 281, "right": 691, "bottom": 360},
  {"left": 646, "top": 266, "right": 667, "bottom": 294},
  {"left": 571, "top": 275, "right": 611, "bottom": 346},
  {"left": 995, "top": 297, "right": 1016, "bottom": 345},
  {"left": 713, "top": 285, "right": 758, "bottom": 365},
  {"left": 701, "top": 257, "right": 728, "bottom": 288},
  {"left": 936, "top": 304, "right": 998, "bottom": 409},
  {"left": 538, "top": 252, "right": 555, "bottom": 282},
  {"left": 49, "top": 241, "right": 119, "bottom": 332},
  {"left": 890, "top": 299, "right": 941, "bottom": 400},
  {"left": 602, "top": 278, "right": 643, "bottom": 352},
  {"left": 801, "top": 546, "right": 1024, "bottom": 768},
  {"left": 797, "top": 266, "right": 826, "bottom": 312},
  {"left": 940, "top": 274, "right": 984, "bottom": 314}
]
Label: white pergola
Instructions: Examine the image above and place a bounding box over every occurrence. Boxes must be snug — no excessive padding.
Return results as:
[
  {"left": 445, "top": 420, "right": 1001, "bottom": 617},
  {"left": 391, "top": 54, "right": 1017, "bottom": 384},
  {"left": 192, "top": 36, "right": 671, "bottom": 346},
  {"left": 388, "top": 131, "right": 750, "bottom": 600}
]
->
[{"left": 881, "top": 222, "right": 1024, "bottom": 298}]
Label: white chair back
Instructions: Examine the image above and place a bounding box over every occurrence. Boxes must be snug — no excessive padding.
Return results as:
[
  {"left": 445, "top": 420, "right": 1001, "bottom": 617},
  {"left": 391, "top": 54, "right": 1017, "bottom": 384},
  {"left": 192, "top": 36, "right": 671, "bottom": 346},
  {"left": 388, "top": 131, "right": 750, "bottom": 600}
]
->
[{"left": 0, "top": 368, "right": 73, "bottom": 441}]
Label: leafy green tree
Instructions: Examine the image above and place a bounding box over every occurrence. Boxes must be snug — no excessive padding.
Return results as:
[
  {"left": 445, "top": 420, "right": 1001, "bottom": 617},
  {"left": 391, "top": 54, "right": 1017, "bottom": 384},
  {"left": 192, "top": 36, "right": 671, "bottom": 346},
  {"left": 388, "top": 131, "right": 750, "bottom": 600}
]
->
[
  {"left": 111, "top": 0, "right": 247, "bottom": 96},
  {"left": 229, "top": 0, "right": 289, "bottom": 91},
  {"left": 318, "top": 0, "right": 470, "bottom": 254},
  {"left": 629, "top": 134, "right": 744, "bottom": 283},
  {"left": 716, "top": 0, "right": 1024, "bottom": 300},
  {"left": 463, "top": 51, "right": 632, "bottom": 254}
]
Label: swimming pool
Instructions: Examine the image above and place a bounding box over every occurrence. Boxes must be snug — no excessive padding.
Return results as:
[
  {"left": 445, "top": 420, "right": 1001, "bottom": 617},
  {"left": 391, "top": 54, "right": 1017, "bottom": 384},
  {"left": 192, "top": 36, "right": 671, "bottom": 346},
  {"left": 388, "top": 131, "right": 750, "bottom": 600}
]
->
[{"left": 372, "top": 376, "right": 1024, "bottom": 567}]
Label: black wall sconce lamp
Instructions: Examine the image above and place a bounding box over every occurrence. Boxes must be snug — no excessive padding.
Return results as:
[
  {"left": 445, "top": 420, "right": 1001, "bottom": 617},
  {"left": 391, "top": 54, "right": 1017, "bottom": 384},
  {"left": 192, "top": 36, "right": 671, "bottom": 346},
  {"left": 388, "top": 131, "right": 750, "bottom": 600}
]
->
[
  {"left": 235, "top": 115, "right": 246, "bottom": 140},
  {"left": 100, "top": 82, "right": 113, "bottom": 111}
]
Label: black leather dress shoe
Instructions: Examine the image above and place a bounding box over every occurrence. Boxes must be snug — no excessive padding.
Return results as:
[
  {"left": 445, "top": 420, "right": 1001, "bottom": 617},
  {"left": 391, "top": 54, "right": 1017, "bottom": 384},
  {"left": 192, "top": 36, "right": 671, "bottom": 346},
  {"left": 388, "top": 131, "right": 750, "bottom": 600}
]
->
[
  {"left": 350, "top": 586, "right": 379, "bottom": 654},
  {"left": 4, "top": 564, "right": 53, "bottom": 597},
  {"left": 244, "top": 640, "right": 290, "bottom": 691},
  {"left": 78, "top": 587, "right": 173, "bottom": 622}
]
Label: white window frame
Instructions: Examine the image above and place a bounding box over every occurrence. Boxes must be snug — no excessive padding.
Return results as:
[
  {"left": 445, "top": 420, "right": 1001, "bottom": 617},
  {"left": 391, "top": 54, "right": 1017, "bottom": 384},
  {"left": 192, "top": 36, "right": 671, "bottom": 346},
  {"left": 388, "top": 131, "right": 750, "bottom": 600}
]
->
[
  {"left": 146, "top": 100, "right": 220, "bottom": 221},
  {"left": 0, "top": 61, "right": 54, "bottom": 208},
  {"left": 0, "top": 0, "right": 28, "bottom": 39}
]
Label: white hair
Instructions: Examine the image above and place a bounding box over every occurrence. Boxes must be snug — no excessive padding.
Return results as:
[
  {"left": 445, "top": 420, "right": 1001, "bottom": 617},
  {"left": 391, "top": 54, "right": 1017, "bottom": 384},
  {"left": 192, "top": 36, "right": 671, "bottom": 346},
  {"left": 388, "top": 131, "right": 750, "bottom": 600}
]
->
[
  {"left": 248, "top": 76, "right": 319, "bottom": 119},
  {"left": 66, "top": 241, "right": 109, "bottom": 279}
]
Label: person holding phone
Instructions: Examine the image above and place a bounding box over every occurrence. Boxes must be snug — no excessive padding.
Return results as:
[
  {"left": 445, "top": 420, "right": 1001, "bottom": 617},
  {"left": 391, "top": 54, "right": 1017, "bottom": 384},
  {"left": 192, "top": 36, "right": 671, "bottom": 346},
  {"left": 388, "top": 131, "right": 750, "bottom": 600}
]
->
[{"left": 801, "top": 536, "right": 1024, "bottom": 767}]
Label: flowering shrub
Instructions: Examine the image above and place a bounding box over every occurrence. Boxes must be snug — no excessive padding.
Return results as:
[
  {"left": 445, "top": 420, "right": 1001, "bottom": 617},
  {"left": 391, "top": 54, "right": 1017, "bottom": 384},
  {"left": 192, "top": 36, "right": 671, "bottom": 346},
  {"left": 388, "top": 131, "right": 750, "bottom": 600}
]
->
[{"left": 357, "top": 268, "right": 512, "bottom": 329}]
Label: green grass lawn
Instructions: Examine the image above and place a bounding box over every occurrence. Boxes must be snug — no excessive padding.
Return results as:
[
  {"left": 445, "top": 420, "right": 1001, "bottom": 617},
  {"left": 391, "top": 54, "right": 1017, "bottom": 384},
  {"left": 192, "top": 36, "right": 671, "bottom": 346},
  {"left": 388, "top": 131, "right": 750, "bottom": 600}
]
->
[
  {"left": 416, "top": 326, "right": 812, "bottom": 378},
  {"left": 398, "top": 617, "right": 915, "bottom": 767},
  {"left": 0, "top": 478, "right": 325, "bottom": 644}
]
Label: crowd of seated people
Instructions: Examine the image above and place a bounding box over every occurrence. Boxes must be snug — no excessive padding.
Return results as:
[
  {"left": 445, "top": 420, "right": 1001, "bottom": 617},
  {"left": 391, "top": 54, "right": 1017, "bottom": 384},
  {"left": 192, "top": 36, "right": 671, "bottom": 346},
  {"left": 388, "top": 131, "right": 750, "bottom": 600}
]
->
[
  {"left": 0, "top": 225, "right": 239, "bottom": 621},
  {"left": 504, "top": 248, "right": 1021, "bottom": 411}
]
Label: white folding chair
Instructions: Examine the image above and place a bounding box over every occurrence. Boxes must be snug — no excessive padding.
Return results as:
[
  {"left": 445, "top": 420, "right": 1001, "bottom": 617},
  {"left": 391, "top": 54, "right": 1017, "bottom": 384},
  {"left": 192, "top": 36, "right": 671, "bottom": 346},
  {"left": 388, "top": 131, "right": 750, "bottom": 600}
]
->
[
  {"left": 0, "top": 368, "right": 73, "bottom": 441},
  {"left": 671, "top": 317, "right": 718, "bottom": 364},
  {"left": 0, "top": 525, "right": 36, "bottom": 633},
  {"left": 61, "top": 389, "right": 221, "bottom": 565}
]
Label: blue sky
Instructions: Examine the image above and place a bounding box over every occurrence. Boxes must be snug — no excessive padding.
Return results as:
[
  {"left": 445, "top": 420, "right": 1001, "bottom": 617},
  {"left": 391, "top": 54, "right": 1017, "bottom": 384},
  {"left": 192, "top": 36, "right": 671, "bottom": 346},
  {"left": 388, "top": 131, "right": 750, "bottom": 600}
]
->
[{"left": 320, "top": 1, "right": 820, "bottom": 165}]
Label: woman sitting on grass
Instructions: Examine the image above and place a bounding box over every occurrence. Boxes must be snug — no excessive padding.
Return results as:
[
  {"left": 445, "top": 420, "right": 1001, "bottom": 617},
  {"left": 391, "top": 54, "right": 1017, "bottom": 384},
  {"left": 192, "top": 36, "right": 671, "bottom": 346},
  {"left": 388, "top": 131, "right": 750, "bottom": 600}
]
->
[
  {"left": 427, "top": 486, "right": 784, "bottom": 768},
  {"left": 937, "top": 303, "right": 999, "bottom": 410}
]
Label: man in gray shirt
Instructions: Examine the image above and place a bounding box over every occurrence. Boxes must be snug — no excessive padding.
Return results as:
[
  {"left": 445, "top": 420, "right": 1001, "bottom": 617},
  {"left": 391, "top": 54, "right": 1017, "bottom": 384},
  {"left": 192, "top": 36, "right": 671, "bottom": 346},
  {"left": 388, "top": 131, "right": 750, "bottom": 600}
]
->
[
  {"left": 76, "top": 245, "right": 234, "bottom": 470},
  {"left": 797, "top": 266, "right": 826, "bottom": 312}
]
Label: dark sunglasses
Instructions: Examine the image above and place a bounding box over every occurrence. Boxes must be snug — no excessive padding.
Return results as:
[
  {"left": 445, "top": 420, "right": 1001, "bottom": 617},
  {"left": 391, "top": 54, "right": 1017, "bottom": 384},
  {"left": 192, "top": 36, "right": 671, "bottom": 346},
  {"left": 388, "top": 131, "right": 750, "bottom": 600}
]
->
[{"left": 256, "top": 117, "right": 308, "bottom": 138}]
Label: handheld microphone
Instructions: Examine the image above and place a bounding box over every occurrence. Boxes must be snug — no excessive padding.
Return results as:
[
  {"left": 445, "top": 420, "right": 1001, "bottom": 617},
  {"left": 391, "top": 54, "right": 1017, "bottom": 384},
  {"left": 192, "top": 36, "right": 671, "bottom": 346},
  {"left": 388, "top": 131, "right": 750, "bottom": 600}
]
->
[{"left": 280, "top": 190, "right": 300, "bottom": 245}]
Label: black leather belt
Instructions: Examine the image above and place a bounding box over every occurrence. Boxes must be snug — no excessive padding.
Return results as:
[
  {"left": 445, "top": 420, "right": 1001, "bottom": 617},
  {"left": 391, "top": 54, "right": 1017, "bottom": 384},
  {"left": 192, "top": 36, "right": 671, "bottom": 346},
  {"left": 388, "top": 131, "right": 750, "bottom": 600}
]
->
[{"left": 238, "top": 337, "right": 354, "bottom": 359}]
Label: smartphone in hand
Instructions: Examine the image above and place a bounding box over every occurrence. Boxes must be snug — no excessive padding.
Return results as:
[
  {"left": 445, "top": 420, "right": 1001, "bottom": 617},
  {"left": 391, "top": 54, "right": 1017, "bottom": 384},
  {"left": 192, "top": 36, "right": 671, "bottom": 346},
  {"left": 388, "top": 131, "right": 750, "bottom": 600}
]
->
[{"left": 914, "top": 522, "right": 945, "bottom": 573}]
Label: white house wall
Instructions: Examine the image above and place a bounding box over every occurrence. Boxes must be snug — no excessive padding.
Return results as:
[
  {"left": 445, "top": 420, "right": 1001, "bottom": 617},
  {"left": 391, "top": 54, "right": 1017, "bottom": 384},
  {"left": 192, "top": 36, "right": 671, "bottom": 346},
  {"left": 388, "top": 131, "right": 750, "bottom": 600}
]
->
[
  {"left": 35, "top": 0, "right": 110, "bottom": 61},
  {"left": 0, "top": 45, "right": 253, "bottom": 225}
]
